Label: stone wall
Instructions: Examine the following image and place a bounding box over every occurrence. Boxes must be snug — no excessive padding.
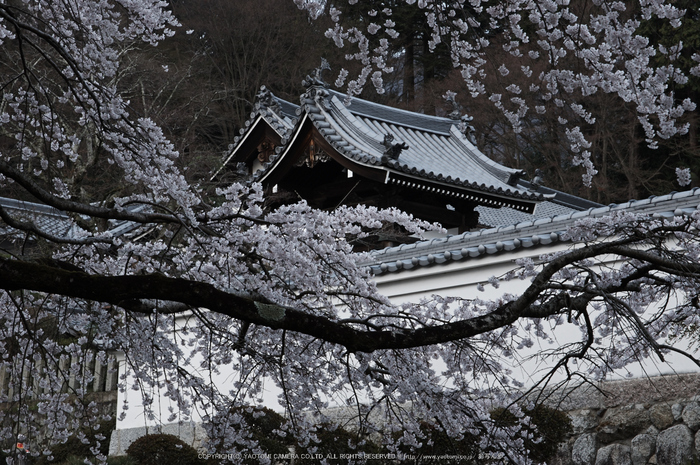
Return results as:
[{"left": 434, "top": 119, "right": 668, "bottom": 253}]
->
[
  {"left": 0, "top": 352, "right": 119, "bottom": 400},
  {"left": 547, "top": 373, "right": 700, "bottom": 465}
]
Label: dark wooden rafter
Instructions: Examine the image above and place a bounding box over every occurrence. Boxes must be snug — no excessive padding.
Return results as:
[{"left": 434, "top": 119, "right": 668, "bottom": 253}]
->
[
  {"left": 396, "top": 199, "right": 479, "bottom": 231},
  {"left": 386, "top": 172, "right": 537, "bottom": 213}
]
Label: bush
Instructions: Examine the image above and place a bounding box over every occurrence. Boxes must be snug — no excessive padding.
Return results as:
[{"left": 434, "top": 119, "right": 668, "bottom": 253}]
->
[
  {"left": 490, "top": 404, "right": 572, "bottom": 464},
  {"left": 107, "top": 455, "right": 138, "bottom": 465},
  {"left": 297, "top": 423, "right": 384, "bottom": 465},
  {"left": 390, "top": 405, "right": 571, "bottom": 464},
  {"left": 234, "top": 406, "right": 292, "bottom": 457},
  {"left": 209, "top": 406, "right": 295, "bottom": 464},
  {"left": 394, "top": 421, "right": 480, "bottom": 465},
  {"left": 36, "top": 436, "right": 91, "bottom": 465},
  {"left": 60, "top": 456, "right": 92, "bottom": 465},
  {"left": 126, "top": 434, "right": 202, "bottom": 465},
  {"left": 36, "top": 418, "right": 116, "bottom": 465},
  {"left": 210, "top": 406, "right": 383, "bottom": 464}
]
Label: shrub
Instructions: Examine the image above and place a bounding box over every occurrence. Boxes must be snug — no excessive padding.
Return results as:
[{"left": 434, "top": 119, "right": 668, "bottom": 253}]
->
[
  {"left": 394, "top": 421, "right": 480, "bottom": 465},
  {"left": 36, "top": 418, "right": 116, "bottom": 465},
  {"left": 209, "top": 406, "right": 293, "bottom": 464},
  {"left": 390, "top": 405, "right": 571, "bottom": 464},
  {"left": 125, "top": 434, "right": 202, "bottom": 465},
  {"left": 490, "top": 404, "right": 572, "bottom": 464},
  {"left": 36, "top": 436, "right": 91, "bottom": 465},
  {"left": 297, "top": 423, "right": 384, "bottom": 465},
  {"left": 61, "top": 456, "right": 92, "bottom": 465},
  {"left": 235, "top": 406, "right": 292, "bottom": 457},
  {"left": 107, "top": 455, "right": 138, "bottom": 465},
  {"left": 210, "top": 406, "right": 383, "bottom": 464}
]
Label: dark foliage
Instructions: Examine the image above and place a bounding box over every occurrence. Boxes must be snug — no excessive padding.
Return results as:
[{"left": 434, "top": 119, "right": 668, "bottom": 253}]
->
[
  {"left": 490, "top": 404, "right": 573, "bottom": 464},
  {"left": 394, "top": 420, "right": 481, "bottom": 465},
  {"left": 35, "top": 418, "right": 116, "bottom": 465},
  {"left": 232, "top": 406, "right": 292, "bottom": 462},
  {"left": 125, "top": 434, "right": 202, "bottom": 465},
  {"left": 297, "top": 422, "right": 385, "bottom": 464}
]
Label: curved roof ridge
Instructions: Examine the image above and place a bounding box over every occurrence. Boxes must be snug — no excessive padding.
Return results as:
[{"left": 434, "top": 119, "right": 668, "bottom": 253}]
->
[
  {"left": 263, "top": 107, "right": 295, "bottom": 136},
  {"left": 251, "top": 114, "right": 314, "bottom": 184},
  {"left": 448, "top": 125, "right": 522, "bottom": 184},
  {"left": 214, "top": 115, "right": 266, "bottom": 179},
  {"left": 325, "top": 95, "right": 385, "bottom": 157},
  {"left": 366, "top": 188, "right": 700, "bottom": 275},
  {"left": 328, "top": 90, "right": 455, "bottom": 135},
  {"left": 256, "top": 92, "right": 299, "bottom": 137}
]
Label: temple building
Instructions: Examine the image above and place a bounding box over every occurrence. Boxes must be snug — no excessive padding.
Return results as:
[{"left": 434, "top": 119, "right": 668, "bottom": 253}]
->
[{"left": 212, "top": 74, "right": 599, "bottom": 240}]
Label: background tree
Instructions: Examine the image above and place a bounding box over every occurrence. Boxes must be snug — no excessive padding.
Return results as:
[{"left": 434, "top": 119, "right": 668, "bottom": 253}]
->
[
  {"left": 324, "top": 0, "right": 457, "bottom": 109},
  {"left": 93, "top": 0, "right": 336, "bottom": 192},
  {"left": 169, "top": 0, "right": 329, "bottom": 139},
  {"left": 0, "top": 1, "right": 700, "bottom": 464}
]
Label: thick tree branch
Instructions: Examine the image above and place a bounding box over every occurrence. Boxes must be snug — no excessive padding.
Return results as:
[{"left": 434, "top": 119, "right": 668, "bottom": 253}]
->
[
  {"left": 0, "top": 256, "right": 566, "bottom": 353},
  {"left": 2, "top": 230, "right": 692, "bottom": 354},
  {"left": 0, "top": 161, "right": 180, "bottom": 224},
  {"left": 0, "top": 204, "right": 109, "bottom": 245}
]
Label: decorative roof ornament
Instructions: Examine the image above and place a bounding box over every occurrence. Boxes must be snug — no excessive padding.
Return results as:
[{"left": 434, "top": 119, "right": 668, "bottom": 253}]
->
[
  {"left": 302, "top": 58, "right": 331, "bottom": 88},
  {"left": 256, "top": 140, "right": 276, "bottom": 163},
  {"left": 444, "top": 90, "right": 462, "bottom": 120},
  {"left": 382, "top": 134, "right": 408, "bottom": 161},
  {"left": 459, "top": 114, "right": 477, "bottom": 145},
  {"left": 295, "top": 139, "right": 331, "bottom": 168},
  {"left": 235, "top": 162, "right": 249, "bottom": 176},
  {"left": 506, "top": 171, "right": 522, "bottom": 187},
  {"left": 531, "top": 169, "right": 545, "bottom": 190},
  {"left": 255, "top": 85, "right": 282, "bottom": 114}
]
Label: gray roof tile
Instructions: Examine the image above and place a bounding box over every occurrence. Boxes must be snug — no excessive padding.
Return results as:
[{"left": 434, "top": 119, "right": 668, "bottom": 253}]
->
[
  {"left": 0, "top": 197, "right": 143, "bottom": 241},
  {"left": 366, "top": 188, "right": 700, "bottom": 275}
]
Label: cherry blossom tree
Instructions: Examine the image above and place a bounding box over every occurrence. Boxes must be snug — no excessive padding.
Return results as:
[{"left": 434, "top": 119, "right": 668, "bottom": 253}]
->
[{"left": 1, "top": 1, "right": 700, "bottom": 464}]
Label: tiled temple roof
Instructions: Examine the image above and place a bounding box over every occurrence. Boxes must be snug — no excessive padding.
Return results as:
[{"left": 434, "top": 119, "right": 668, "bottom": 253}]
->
[
  {"left": 0, "top": 197, "right": 142, "bottom": 242},
  {"left": 476, "top": 182, "right": 602, "bottom": 227},
  {"left": 366, "top": 189, "right": 700, "bottom": 275},
  {"left": 219, "top": 86, "right": 554, "bottom": 212}
]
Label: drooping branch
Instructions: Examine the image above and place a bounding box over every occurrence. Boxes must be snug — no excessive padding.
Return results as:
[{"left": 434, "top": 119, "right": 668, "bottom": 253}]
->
[
  {"left": 0, "top": 203, "right": 108, "bottom": 245},
  {"left": 0, "top": 4, "right": 104, "bottom": 112},
  {"left": 2, "top": 231, "right": 694, "bottom": 354}
]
